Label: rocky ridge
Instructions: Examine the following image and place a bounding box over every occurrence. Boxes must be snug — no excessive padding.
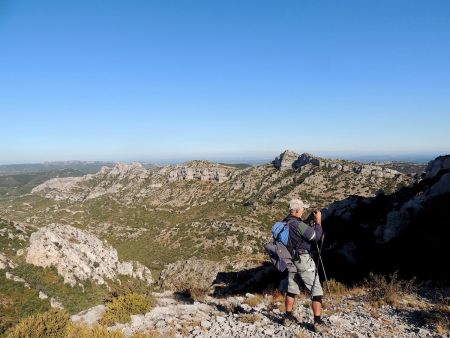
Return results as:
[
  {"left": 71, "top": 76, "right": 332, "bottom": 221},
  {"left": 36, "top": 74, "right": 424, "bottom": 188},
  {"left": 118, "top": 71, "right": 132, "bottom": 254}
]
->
[
  {"left": 25, "top": 224, "right": 153, "bottom": 286},
  {"left": 29, "top": 150, "right": 414, "bottom": 211},
  {"left": 273, "top": 150, "right": 401, "bottom": 178}
]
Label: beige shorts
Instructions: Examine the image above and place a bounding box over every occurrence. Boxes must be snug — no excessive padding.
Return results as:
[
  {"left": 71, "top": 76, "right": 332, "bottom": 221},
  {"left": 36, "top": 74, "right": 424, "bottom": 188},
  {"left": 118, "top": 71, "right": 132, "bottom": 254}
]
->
[{"left": 287, "top": 253, "right": 323, "bottom": 297}]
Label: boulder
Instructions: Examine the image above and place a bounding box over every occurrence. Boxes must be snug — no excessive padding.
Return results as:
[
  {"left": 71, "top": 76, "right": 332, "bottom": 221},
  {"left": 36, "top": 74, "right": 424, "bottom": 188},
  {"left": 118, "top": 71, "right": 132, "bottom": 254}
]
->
[{"left": 25, "top": 224, "right": 153, "bottom": 286}]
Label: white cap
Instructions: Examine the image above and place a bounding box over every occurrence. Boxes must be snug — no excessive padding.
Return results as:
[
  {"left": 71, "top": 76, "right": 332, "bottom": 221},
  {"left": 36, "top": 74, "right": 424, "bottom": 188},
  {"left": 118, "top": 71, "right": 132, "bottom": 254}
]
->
[{"left": 289, "top": 198, "right": 310, "bottom": 210}]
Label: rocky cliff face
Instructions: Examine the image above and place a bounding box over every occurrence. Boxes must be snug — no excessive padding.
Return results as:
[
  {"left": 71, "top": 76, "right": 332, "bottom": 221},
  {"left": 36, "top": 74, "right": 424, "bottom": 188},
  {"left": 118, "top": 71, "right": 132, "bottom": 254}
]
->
[
  {"left": 25, "top": 224, "right": 153, "bottom": 286},
  {"left": 425, "top": 155, "right": 450, "bottom": 179},
  {"left": 321, "top": 155, "right": 450, "bottom": 281}
]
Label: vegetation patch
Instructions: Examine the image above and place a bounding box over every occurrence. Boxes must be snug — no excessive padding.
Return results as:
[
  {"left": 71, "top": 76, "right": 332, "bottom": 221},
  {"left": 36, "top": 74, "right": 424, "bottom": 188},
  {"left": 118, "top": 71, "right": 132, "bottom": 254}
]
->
[
  {"left": 100, "top": 293, "right": 154, "bottom": 326},
  {"left": 6, "top": 308, "right": 69, "bottom": 338},
  {"left": 12, "top": 263, "right": 111, "bottom": 314},
  {"left": 0, "top": 273, "right": 49, "bottom": 335},
  {"left": 65, "top": 323, "right": 125, "bottom": 338},
  {"left": 364, "top": 272, "right": 417, "bottom": 307}
]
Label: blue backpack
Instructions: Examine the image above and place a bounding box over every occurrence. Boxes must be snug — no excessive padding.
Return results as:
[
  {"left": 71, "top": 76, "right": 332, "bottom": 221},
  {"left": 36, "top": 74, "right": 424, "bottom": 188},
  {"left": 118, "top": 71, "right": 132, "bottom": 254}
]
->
[{"left": 272, "top": 221, "right": 289, "bottom": 246}]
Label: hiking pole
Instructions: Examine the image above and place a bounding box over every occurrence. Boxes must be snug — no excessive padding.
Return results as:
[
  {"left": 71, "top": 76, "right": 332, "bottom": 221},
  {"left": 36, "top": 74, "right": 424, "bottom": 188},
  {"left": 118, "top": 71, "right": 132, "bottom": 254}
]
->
[
  {"left": 315, "top": 234, "right": 335, "bottom": 308},
  {"left": 310, "top": 231, "right": 322, "bottom": 301}
]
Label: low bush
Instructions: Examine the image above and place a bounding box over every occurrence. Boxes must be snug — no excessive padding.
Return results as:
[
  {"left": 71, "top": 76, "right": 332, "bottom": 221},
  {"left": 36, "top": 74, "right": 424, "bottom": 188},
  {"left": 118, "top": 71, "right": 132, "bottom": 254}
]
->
[
  {"left": 364, "top": 271, "right": 416, "bottom": 307},
  {"left": 100, "top": 293, "right": 154, "bottom": 326},
  {"left": 104, "top": 278, "right": 151, "bottom": 303},
  {"left": 7, "top": 309, "right": 69, "bottom": 338}
]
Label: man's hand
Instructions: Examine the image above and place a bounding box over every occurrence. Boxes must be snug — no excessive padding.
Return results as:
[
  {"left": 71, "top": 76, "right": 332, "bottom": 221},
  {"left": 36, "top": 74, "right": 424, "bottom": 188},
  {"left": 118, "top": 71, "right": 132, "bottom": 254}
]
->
[{"left": 314, "top": 210, "right": 322, "bottom": 224}]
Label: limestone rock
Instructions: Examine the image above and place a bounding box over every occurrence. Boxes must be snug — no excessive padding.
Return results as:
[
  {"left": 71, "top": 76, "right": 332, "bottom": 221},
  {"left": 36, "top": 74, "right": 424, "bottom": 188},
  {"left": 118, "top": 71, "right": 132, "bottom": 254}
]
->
[
  {"left": 425, "top": 155, "right": 450, "bottom": 179},
  {"left": 0, "top": 253, "right": 16, "bottom": 269},
  {"left": 25, "top": 224, "right": 152, "bottom": 286},
  {"left": 272, "top": 150, "right": 299, "bottom": 170},
  {"left": 71, "top": 305, "right": 106, "bottom": 326},
  {"left": 50, "top": 297, "right": 64, "bottom": 309},
  {"left": 168, "top": 161, "right": 234, "bottom": 183},
  {"left": 5, "top": 272, "right": 30, "bottom": 288},
  {"left": 294, "top": 153, "right": 321, "bottom": 168}
]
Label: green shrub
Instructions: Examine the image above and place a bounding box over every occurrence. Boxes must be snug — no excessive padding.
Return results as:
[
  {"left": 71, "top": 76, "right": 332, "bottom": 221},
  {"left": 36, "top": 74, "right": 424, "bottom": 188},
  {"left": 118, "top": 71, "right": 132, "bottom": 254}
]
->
[
  {"left": 7, "top": 309, "right": 69, "bottom": 338},
  {"left": 104, "top": 278, "right": 151, "bottom": 304},
  {"left": 66, "top": 323, "right": 125, "bottom": 338},
  {"left": 100, "top": 293, "right": 153, "bottom": 326}
]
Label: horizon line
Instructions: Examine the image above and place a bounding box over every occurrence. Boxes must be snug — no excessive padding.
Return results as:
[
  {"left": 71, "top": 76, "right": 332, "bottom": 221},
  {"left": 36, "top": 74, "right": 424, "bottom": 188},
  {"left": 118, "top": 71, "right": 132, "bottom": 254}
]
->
[{"left": 0, "top": 150, "right": 448, "bottom": 166}]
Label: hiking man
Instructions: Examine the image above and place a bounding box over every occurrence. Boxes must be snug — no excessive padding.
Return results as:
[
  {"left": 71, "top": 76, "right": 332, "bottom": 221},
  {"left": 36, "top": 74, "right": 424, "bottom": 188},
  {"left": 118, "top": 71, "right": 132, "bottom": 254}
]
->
[{"left": 282, "top": 198, "right": 325, "bottom": 333}]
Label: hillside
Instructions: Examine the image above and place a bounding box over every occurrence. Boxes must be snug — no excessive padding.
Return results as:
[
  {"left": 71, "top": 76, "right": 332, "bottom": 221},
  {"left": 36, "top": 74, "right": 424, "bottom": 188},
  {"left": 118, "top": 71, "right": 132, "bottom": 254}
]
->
[
  {"left": 0, "top": 150, "right": 413, "bottom": 273},
  {"left": 1, "top": 150, "right": 449, "bottom": 337}
]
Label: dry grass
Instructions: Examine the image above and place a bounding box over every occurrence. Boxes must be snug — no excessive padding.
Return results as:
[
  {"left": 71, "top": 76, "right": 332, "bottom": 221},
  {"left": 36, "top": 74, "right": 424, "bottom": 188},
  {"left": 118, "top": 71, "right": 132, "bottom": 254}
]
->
[
  {"left": 324, "top": 279, "right": 348, "bottom": 297},
  {"left": 244, "top": 294, "right": 264, "bottom": 307},
  {"left": 266, "top": 288, "right": 285, "bottom": 312},
  {"left": 296, "top": 332, "right": 309, "bottom": 338},
  {"left": 238, "top": 313, "right": 261, "bottom": 323},
  {"left": 180, "top": 319, "right": 201, "bottom": 336},
  {"left": 66, "top": 323, "right": 125, "bottom": 338},
  {"left": 364, "top": 272, "right": 416, "bottom": 308}
]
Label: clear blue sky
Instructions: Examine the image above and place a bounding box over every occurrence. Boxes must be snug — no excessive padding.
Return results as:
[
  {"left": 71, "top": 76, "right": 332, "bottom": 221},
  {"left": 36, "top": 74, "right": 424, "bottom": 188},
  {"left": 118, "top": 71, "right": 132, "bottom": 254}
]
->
[{"left": 1, "top": 0, "right": 449, "bottom": 163}]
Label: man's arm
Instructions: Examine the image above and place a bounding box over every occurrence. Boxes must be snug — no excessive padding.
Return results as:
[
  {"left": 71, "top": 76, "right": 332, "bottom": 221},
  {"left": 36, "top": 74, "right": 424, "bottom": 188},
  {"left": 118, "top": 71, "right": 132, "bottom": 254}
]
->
[{"left": 297, "top": 210, "right": 323, "bottom": 241}]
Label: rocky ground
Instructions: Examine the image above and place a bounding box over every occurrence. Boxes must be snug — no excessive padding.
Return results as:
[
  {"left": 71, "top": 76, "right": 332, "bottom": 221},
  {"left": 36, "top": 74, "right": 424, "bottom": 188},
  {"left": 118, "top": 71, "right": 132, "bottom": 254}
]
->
[{"left": 72, "top": 290, "right": 449, "bottom": 338}]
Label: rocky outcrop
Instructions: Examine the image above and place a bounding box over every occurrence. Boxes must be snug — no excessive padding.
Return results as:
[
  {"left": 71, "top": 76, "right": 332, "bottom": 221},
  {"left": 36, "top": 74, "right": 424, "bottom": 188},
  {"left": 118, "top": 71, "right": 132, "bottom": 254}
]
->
[
  {"left": 168, "top": 162, "right": 233, "bottom": 183},
  {"left": 294, "top": 152, "right": 321, "bottom": 168},
  {"left": 25, "top": 224, "right": 153, "bottom": 286},
  {"left": 71, "top": 305, "right": 106, "bottom": 326},
  {"left": 158, "top": 258, "right": 225, "bottom": 292},
  {"left": 272, "top": 150, "right": 300, "bottom": 170},
  {"left": 425, "top": 155, "right": 450, "bottom": 179},
  {"left": 321, "top": 155, "right": 450, "bottom": 281}
]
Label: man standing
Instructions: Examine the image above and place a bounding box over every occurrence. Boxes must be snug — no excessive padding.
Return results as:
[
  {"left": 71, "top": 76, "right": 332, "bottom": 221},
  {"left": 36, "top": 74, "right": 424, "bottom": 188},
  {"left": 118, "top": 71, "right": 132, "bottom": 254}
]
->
[{"left": 282, "top": 198, "right": 325, "bottom": 333}]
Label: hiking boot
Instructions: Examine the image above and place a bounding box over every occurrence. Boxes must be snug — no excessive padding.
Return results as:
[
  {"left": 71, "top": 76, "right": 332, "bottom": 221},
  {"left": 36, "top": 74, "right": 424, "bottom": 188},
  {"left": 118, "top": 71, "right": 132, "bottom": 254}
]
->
[
  {"left": 281, "top": 312, "right": 297, "bottom": 326},
  {"left": 313, "top": 319, "right": 328, "bottom": 333}
]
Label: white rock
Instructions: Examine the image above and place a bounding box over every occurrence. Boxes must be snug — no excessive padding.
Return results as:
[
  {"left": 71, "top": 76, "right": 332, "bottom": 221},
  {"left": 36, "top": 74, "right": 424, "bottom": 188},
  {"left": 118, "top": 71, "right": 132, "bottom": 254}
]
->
[
  {"left": 0, "top": 253, "right": 16, "bottom": 269},
  {"left": 201, "top": 320, "right": 211, "bottom": 329},
  {"left": 50, "top": 297, "right": 64, "bottom": 309},
  {"left": 25, "top": 224, "right": 152, "bottom": 286}
]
